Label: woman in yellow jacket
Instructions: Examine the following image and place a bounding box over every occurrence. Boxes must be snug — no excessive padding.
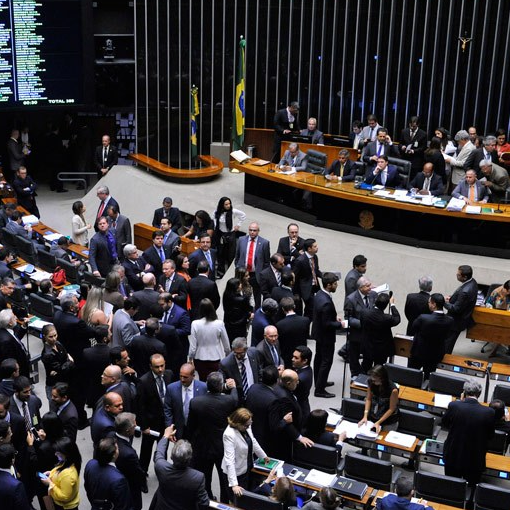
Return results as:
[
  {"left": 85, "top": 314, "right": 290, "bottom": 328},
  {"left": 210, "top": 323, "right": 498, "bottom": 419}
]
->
[{"left": 41, "top": 437, "right": 82, "bottom": 510}]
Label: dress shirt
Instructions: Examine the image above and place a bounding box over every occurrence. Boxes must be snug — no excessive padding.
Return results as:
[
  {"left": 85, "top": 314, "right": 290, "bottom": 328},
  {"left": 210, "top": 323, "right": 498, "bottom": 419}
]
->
[
  {"left": 153, "top": 371, "right": 166, "bottom": 398},
  {"left": 245, "top": 237, "right": 258, "bottom": 270},
  {"left": 56, "top": 400, "right": 71, "bottom": 416},
  {"left": 238, "top": 356, "right": 254, "bottom": 388}
]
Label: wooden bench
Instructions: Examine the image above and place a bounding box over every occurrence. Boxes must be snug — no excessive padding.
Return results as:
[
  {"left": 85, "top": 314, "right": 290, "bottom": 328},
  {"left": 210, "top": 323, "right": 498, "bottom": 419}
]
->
[{"left": 129, "top": 153, "right": 224, "bottom": 179}]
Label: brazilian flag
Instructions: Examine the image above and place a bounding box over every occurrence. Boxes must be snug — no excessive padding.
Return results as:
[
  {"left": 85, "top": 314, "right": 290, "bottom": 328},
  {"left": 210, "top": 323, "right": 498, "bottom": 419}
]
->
[
  {"left": 232, "top": 37, "right": 246, "bottom": 151},
  {"left": 190, "top": 86, "right": 199, "bottom": 159}
]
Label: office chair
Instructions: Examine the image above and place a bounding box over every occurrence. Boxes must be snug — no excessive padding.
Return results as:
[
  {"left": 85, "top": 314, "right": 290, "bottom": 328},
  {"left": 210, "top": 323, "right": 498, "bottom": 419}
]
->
[
  {"left": 306, "top": 149, "right": 327, "bottom": 174},
  {"left": 388, "top": 157, "right": 411, "bottom": 188},
  {"left": 36, "top": 247, "right": 57, "bottom": 272},
  {"left": 492, "top": 385, "right": 510, "bottom": 407},
  {"left": 486, "top": 429, "right": 508, "bottom": 455},
  {"left": 414, "top": 470, "right": 467, "bottom": 507},
  {"left": 29, "top": 293, "right": 55, "bottom": 322},
  {"left": 56, "top": 257, "right": 79, "bottom": 283},
  {"left": 235, "top": 491, "right": 283, "bottom": 510},
  {"left": 341, "top": 398, "right": 365, "bottom": 423},
  {"left": 343, "top": 452, "right": 399, "bottom": 491},
  {"left": 384, "top": 363, "right": 424, "bottom": 389},
  {"left": 15, "top": 235, "right": 39, "bottom": 265},
  {"left": 1, "top": 227, "right": 19, "bottom": 251},
  {"left": 397, "top": 409, "right": 440, "bottom": 440},
  {"left": 292, "top": 441, "right": 339, "bottom": 474},
  {"left": 474, "top": 482, "right": 510, "bottom": 510},
  {"left": 428, "top": 372, "right": 466, "bottom": 398},
  {"left": 82, "top": 271, "right": 105, "bottom": 287}
]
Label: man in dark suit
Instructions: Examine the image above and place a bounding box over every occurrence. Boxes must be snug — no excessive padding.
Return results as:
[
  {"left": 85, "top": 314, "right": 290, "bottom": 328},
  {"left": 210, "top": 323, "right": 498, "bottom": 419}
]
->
[
  {"left": 344, "top": 254, "right": 368, "bottom": 299},
  {"left": 324, "top": 149, "right": 358, "bottom": 182},
  {"left": 143, "top": 230, "right": 173, "bottom": 280},
  {"left": 187, "top": 261, "right": 220, "bottom": 320},
  {"left": 83, "top": 325, "right": 111, "bottom": 408},
  {"left": 0, "top": 393, "right": 27, "bottom": 465},
  {"left": 273, "top": 101, "right": 300, "bottom": 161},
  {"left": 188, "top": 234, "right": 217, "bottom": 280},
  {"left": 129, "top": 318, "right": 167, "bottom": 376},
  {"left": 272, "top": 271, "right": 303, "bottom": 320},
  {"left": 50, "top": 382, "right": 79, "bottom": 442},
  {"left": 0, "top": 358, "right": 18, "bottom": 396},
  {"left": 292, "top": 346, "right": 313, "bottom": 423},
  {"left": 107, "top": 204, "right": 132, "bottom": 259},
  {"left": 159, "top": 218, "right": 181, "bottom": 255},
  {"left": 90, "top": 391, "right": 124, "bottom": 445},
  {"left": 344, "top": 276, "right": 377, "bottom": 378},
  {"left": 98, "top": 365, "right": 134, "bottom": 413},
  {"left": 443, "top": 380, "right": 495, "bottom": 489},
  {"left": 408, "top": 163, "right": 445, "bottom": 196},
  {"left": 399, "top": 116, "right": 427, "bottom": 179},
  {"left": 408, "top": 293, "right": 454, "bottom": 379},
  {"left": 404, "top": 275, "right": 433, "bottom": 334},
  {"left": 132, "top": 273, "right": 160, "bottom": 321},
  {"left": 300, "top": 117, "right": 324, "bottom": 144},
  {"left": 219, "top": 337, "right": 260, "bottom": 405},
  {"left": 294, "top": 238, "right": 322, "bottom": 319},
  {"left": 122, "top": 243, "right": 151, "bottom": 291},
  {"left": 259, "top": 253, "right": 285, "bottom": 300},
  {"left": 362, "top": 127, "right": 400, "bottom": 164},
  {"left": 153, "top": 429, "right": 209, "bottom": 510},
  {"left": 451, "top": 169, "right": 489, "bottom": 204},
  {"left": 479, "top": 159, "right": 510, "bottom": 202},
  {"left": 277, "top": 223, "right": 305, "bottom": 266},
  {"left": 6, "top": 129, "right": 25, "bottom": 178},
  {"left": 136, "top": 354, "right": 173, "bottom": 472},
  {"left": 0, "top": 443, "right": 30, "bottom": 510},
  {"left": 275, "top": 297, "right": 310, "bottom": 367},
  {"left": 10, "top": 376, "right": 42, "bottom": 429},
  {"left": 245, "top": 365, "right": 281, "bottom": 452},
  {"left": 268, "top": 369, "right": 313, "bottom": 461},
  {"left": 0, "top": 309, "right": 30, "bottom": 378},
  {"left": 159, "top": 292, "right": 191, "bottom": 353},
  {"left": 90, "top": 216, "right": 118, "bottom": 277},
  {"left": 364, "top": 155, "right": 401, "bottom": 187},
  {"left": 164, "top": 363, "right": 207, "bottom": 439},
  {"left": 360, "top": 293, "right": 401, "bottom": 373},
  {"left": 95, "top": 134, "right": 119, "bottom": 179},
  {"left": 12, "top": 166, "right": 39, "bottom": 217},
  {"left": 256, "top": 325, "right": 284, "bottom": 369},
  {"left": 114, "top": 413, "right": 147, "bottom": 510},
  {"left": 152, "top": 197, "right": 182, "bottom": 232},
  {"left": 95, "top": 185, "right": 120, "bottom": 224},
  {"left": 312, "top": 273, "right": 344, "bottom": 398},
  {"left": 464, "top": 135, "right": 499, "bottom": 177},
  {"left": 250, "top": 298, "right": 278, "bottom": 346},
  {"left": 235, "top": 222, "right": 271, "bottom": 308},
  {"left": 444, "top": 265, "right": 478, "bottom": 354},
  {"left": 187, "top": 371, "right": 237, "bottom": 502},
  {"left": 159, "top": 259, "right": 188, "bottom": 309}
]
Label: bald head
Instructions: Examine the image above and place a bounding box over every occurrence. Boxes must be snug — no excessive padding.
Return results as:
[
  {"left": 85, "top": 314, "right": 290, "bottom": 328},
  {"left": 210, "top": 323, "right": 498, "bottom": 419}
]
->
[
  {"left": 104, "top": 392, "right": 124, "bottom": 415},
  {"left": 281, "top": 369, "right": 298, "bottom": 391},
  {"left": 142, "top": 273, "right": 156, "bottom": 287},
  {"left": 422, "top": 162, "right": 434, "bottom": 177},
  {"left": 102, "top": 364, "right": 122, "bottom": 387},
  {"left": 179, "top": 363, "right": 196, "bottom": 387}
]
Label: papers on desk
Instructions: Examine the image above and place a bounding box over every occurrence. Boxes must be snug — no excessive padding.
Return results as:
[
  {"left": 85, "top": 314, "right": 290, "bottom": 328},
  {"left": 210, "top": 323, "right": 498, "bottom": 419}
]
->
[
  {"left": 303, "top": 469, "right": 337, "bottom": 488},
  {"left": 446, "top": 197, "right": 465, "bottom": 211},
  {"left": 465, "top": 205, "right": 482, "bottom": 214},
  {"left": 433, "top": 393, "right": 453, "bottom": 408},
  {"left": 253, "top": 457, "right": 284, "bottom": 472},
  {"left": 29, "top": 317, "right": 52, "bottom": 330},
  {"left": 384, "top": 431, "right": 416, "bottom": 448},
  {"left": 373, "top": 190, "right": 393, "bottom": 198},
  {"left": 28, "top": 270, "right": 53, "bottom": 282},
  {"left": 333, "top": 419, "right": 377, "bottom": 439},
  {"left": 277, "top": 168, "right": 296, "bottom": 175},
  {"left": 43, "top": 233, "right": 62, "bottom": 242},
  {"left": 393, "top": 189, "right": 408, "bottom": 198},
  {"left": 327, "top": 411, "right": 342, "bottom": 427},
  {"left": 251, "top": 159, "right": 271, "bottom": 166},
  {"left": 230, "top": 150, "right": 251, "bottom": 163},
  {"left": 22, "top": 214, "right": 39, "bottom": 226}
]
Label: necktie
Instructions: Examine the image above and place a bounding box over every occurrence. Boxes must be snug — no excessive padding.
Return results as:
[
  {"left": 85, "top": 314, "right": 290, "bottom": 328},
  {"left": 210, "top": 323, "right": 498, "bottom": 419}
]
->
[
  {"left": 310, "top": 257, "right": 317, "bottom": 285},
  {"left": 97, "top": 201, "right": 106, "bottom": 218},
  {"left": 163, "top": 310, "right": 169, "bottom": 323},
  {"left": 364, "top": 295, "right": 369, "bottom": 308},
  {"left": 410, "top": 129, "right": 415, "bottom": 140},
  {"left": 271, "top": 345, "right": 279, "bottom": 366},
  {"left": 370, "top": 127, "right": 374, "bottom": 140},
  {"left": 156, "top": 376, "right": 165, "bottom": 401},
  {"left": 119, "top": 282, "right": 126, "bottom": 297},
  {"left": 205, "top": 250, "right": 213, "bottom": 270},
  {"left": 424, "top": 177, "right": 430, "bottom": 191},
  {"left": 183, "top": 387, "right": 191, "bottom": 423},
  {"left": 246, "top": 239, "right": 255, "bottom": 272},
  {"left": 239, "top": 359, "right": 249, "bottom": 397},
  {"left": 22, "top": 402, "right": 31, "bottom": 432},
  {"left": 340, "top": 164, "right": 344, "bottom": 178},
  {"left": 276, "top": 271, "right": 281, "bottom": 286},
  {"left": 469, "top": 184, "right": 475, "bottom": 202},
  {"left": 112, "top": 220, "right": 117, "bottom": 230},
  {"left": 377, "top": 143, "right": 382, "bottom": 156},
  {"left": 381, "top": 170, "right": 387, "bottom": 186},
  {"left": 103, "top": 147, "right": 108, "bottom": 164},
  {"left": 165, "top": 277, "right": 172, "bottom": 292},
  {"left": 159, "top": 248, "right": 165, "bottom": 262}
]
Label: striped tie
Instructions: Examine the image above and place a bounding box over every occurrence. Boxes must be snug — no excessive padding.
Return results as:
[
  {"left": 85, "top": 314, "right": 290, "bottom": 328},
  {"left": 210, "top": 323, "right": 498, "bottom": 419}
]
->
[{"left": 239, "top": 359, "right": 249, "bottom": 397}]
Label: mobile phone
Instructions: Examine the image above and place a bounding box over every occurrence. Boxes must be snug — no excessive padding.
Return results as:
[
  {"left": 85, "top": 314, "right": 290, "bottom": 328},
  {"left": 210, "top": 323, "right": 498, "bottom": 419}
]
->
[
  {"left": 288, "top": 468, "right": 299, "bottom": 478},
  {"left": 37, "top": 472, "right": 48, "bottom": 480}
]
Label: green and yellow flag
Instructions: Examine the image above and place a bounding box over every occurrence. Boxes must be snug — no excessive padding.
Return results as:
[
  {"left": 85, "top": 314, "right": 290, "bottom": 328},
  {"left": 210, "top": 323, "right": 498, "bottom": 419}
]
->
[
  {"left": 190, "top": 85, "right": 199, "bottom": 159},
  {"left": 232, "top": 37, "right": 246, "bottom": 151}
]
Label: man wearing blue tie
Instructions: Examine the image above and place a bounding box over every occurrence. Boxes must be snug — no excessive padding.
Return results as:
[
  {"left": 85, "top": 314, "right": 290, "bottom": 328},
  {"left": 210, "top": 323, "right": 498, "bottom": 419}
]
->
[
  {"left": 188, "top": 234, "right": 217, "bottom": 280},
  {"left": 142, "top": 230, "right": 172, "bottom": 279},
  {"left": 278, "top": 143, "right": 308, "bottom": 173}
]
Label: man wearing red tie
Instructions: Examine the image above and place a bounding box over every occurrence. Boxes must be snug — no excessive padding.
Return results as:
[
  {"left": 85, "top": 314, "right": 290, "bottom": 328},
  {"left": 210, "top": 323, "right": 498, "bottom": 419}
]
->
[
  {"left": 95, "top": 134, "right": 119, "bottom": 179},
  {"left": 95, "top": 185, "right": 120, "bottom": 230}
]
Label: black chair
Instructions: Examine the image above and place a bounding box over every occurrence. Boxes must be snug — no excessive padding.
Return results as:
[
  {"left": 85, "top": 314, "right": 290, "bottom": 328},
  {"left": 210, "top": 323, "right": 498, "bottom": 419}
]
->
[
  {"left": 36, "top": 247, "right": 57, "bottom": 272},
  {"left": 15, "top": 236, "right": 38, "bottom": 265},
  {"left": 56, "top": 257, "right": 79, "bottom": 284},
  {"left": 414, "top": 470, "right": 467, "bottom": 507},
  {"left": 306, "top": 149, "right": 327, "bottom": 174},
  {"left": 397, "top": 409, "right": 440, "bottom": 440},
  {"left": 354, "top": 161, "right": 366, "bottom": 177},
  {"left": 235, "top": 490, "right": 283, "bottom": 510},
  {"left": 492, "top": 385, "right": 510, "bottom": 406},
  {"left": 474, "top": 482, "right": 510, "bottom": 510},
  {"left": 341, "top": 398, "right": 365, "bottom": 423},
  {"left": 292, "top": 441, "right": 339, "bottom": 474},
  {"left": 428, "top": 372, "right": 466, "bottom": 398},
  {"left": 82, "top": 271, "right": 105, "bottom": 287},
  {"left": 343, "top": 452, "right": 399, "bottom": 491},
  {"left": 384, "top": 363, "right": 424, "bottom": 389},
  {"left": 1, "top": 227, "right": 19, "bottom": 251},
  {"left": 486, "top": 429, "right": 508, "bottom": 455},
  {"left": 7, "top": 287, "right": 29, "bottom": 318},
  {"left": 388, "top": 157, "right": 412, "bottom": 188},
  {"left": 29, "top": 293, "right": 55, "bottom": 322}
]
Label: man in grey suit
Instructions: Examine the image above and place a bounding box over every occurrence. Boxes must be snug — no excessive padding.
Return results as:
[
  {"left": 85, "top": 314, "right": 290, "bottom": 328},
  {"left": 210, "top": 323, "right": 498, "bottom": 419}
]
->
[
  {"left": 153, "top": 429, "right": 209, "bottom": 510},
  {"left": 111, "top": 297, "right": 141, "bottom": 348},
  {"left": 444, "top": 130, "right": 476, "bottom": 186},
  {"left": 5, "top": 211, "right": 32, "bottom": 240},
  {"left": 235, "top": 222, "right": 270, "bottom": 308},
  {"left": 362, "top": 127, "right": 400, "bottom": 170},
  {"left": 479, "top": 159, "right": 510, "bottom": 202},
  {"left": 451, "top": 169, "right": 489, "bottom": 204},
  {"left": 107, "top": 204, "right": 132, "bottom": 260},
  {"left": 90, "top": 216, "right": 118, "bottom": 277},
  {"left": 277, "top": 142, "right": 308, "bottom": 172},
  {"left": 300, "top": 117, "right": 324, "bottom": 145},
  {"left": 160, "top": 218, "right": 181, "bottom": 254}
]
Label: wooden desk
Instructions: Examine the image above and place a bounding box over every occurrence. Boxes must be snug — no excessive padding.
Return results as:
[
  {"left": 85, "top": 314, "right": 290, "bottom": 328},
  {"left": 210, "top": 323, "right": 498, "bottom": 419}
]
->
[
  {"left": 437, "top": 354, "right": 488, "bottom": 378},
  {"left": 133, "top": 223, "right": 199, "bottom": 255},
  {"left": 398, "top": 387, "right": 454, "bottom": 414},
  {"left": 489, "top": 362, "right": 510, "bottom": 382},
  {"left": 234, "top": 162, "right": 510, "bottom": 258},
  {"left": 11, "top": 258, "right": 70, "bottom": 289},
  {"left": 394, "top": 334, "right": 413, "bottom": 358},
  {"left": 348, "top": 429, "right": 421, "bottom": 461},
  {"left": 280, "top": 141, "right": 359, "bottom": 165},
  {"left": 467, "top": 306, "right": 510, "bottom": 346}
]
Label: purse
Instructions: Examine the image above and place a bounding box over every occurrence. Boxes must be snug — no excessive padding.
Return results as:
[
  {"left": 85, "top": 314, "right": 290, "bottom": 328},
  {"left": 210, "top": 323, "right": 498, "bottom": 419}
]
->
[{"left": 51, "top": 266, "right": 66, "bottom": 286}]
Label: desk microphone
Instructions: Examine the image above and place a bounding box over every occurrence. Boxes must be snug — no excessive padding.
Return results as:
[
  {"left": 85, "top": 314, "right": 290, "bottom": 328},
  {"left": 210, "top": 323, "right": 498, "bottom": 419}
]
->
[{"left": 494, "top": 198, "right": 504, "bottom": 214}]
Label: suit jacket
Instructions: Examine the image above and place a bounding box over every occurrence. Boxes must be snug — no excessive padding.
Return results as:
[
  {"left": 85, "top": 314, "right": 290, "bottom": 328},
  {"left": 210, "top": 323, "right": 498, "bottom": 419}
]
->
[
  {"left": 295, "top": 365, "right": 313, "bottom": 422},
  {"left": 188, "top": 248, "right": 217, "bottom": 280},
  {"left": 275, "top": 313, "right": 310, "bottom": 367},
  {"left": 0, "top": 470, "right": 30, "bottom": 510},
  {"left": 399, "top": 127, "right": 427, "bottom": 170},
  {"left": 187, "top": 391, "right": 238, "bottom": 460},
  {"left": 256, "top": 339, "right": 283, "bottom": 368},
  {"left": 152, "top": 207, "right": 182, "bottom": 232},
  {"left": 12, "top": 175, "right": 38, "bottom": 214},
  {"left": 143, "top": 245, "right": 173, "bottom": 279},
  {"left": 272, "top": 286, "right": 303, "bottom": 320},
  {"left": 365, "top": 164, "right": 401, "bottom": 187},
  {"left": 54, "top": 399, "right": 79, "bottom": 442},
  {"left": 377, "top": 494, "right": 434, "bottom": 510},
  {"left": 90, "top": 406, "right": 116, "bottom": 444},
  {"left": 97, "top": 381, "right": 134, "bottom": 413},
  {"left": 136, "top": 369, "right": 174, "bottom": 433},
  {"left": 276, "top": 235, "right": 305, "bottom": 266},
  {"left": 53, "top": 310, "right": 95, "bottom": 365},
  {"left": 278, "top": 149, "right": 308, "bottom": 172},
  {"left": 259, "top": 266, "right": 281, "bottom": 300},
  {"left": 0, "top": 327, "right": 30, "bottom": 377},
  {"left": 153, "top": 437, "right": 209, "bottom": 510},
  {"left": 410, "top": 312, "right": 454, "bottom": 363},
  {"left": 443, "top": 398, "right": 495, "bottom": 483},
  {"left": 484, "top": 163, "right": 510, "bottom": 200},
  {"left": 188, "top": 275, "right": 220, "bottom": 320},
  {"left": 344, "top": 289, "right": 378, "bottom": 343},
  {"left": 444, "top": 278, "right": 478, "bottom": 331},
  {"left": 360, "top": 305, "right": 401, "bottom": 359},
  {"left": 408, "top": 172, "right": 445, "bottom": 196},
  {"left": 404, "top": 291, "right": 431, "bottom": 335},
  {"left": 83, "top": 344, "right": 112, "bottom": 406},
  {"left": 9, "top": 394, "right": 42, "bottom": 429},
  {"left": 449, "top": 141, "right": 476, "bottom": 184},
  {"left": 96, "top": 196, "right": 120, "bottom": 220},
  {"left": 325, "top": 159, "right": 358, "bottom": 182},
  {"left": 219, "top": 348, "right": 260, "bottom": 404},
  {"left": 344, "top": 268, "right": 364, "bottom": 298},
  {"left": 111, "top": 309, "right": 140, "bottom": 348},
  {"left": 7, "top": 137, "right": 25, "bottom": 173},
  {"left": 6, "top": 220, "right": 31, "bottom": 240},
  {"left": 84, "top": 460, "right": 132, "bottom": 510},
  {"left": 158, "top": 273, "right": 188, "bottom": 309},
  {"left": 452, "top": 179, "right": 489, "bottom": 202},
  {"left": 162, "top": 231, "right": 181, "bottom": 254},
  {"left": 312, "top": 290, "right": 343, "bottom": 343},
  {"left": 132, "top": 288, "right": 160, "bottom": 320},
  {"left": 294, "top": 253, "right": 322, "bottom": 301},
  {"left": 108, "top": 214, "right": 132, "bottom": 256},
  {"left": 362, "top": 141, "right": 400, "bottom": 165},
  {"left": 122, "top": 257, "right": 149, "bottom": 291},
  {"left": 300, "top": 128, "right": 324, "bottom": 145},
  {"left": 115, "top": 434, "right": 146, "bottom": 510},
  {"left": 163, "top": 380, "right": 207, "bottom": 439},
  {"left": 250, "top": 308, "right": 273, "bottom": 346},
  {"left": 162, "top": 303, "right": 191, "bottom": 340},
  {"left": 94, "top": 144, "right": 119, "bottom": 172},
  {"left": 129, "top": 334, "right": 167, "bottom": 376},
  {"left": 465, "top": 147, "right": 499, "bottom": 175},
  {"left": 274, "top": 108, "right": 300, "bottom": 136},
  {"left": 234, "top": 235, "right": 271, "bottom": 281},
  {"left": 89, "top": 231, "right": 115, "bottom": 276}
]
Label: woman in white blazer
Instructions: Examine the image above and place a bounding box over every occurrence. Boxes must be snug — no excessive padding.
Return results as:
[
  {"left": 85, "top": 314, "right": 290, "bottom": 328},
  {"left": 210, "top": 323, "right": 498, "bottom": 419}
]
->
[
  {"left": 71, "top": 200, "right": 91, "bottom": 246},
  {"left": 221, "top": 407, "right": 269, "bottom": 499},
  {"left": 188, "top": 298, "right": 230, "bottom": 381}
]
